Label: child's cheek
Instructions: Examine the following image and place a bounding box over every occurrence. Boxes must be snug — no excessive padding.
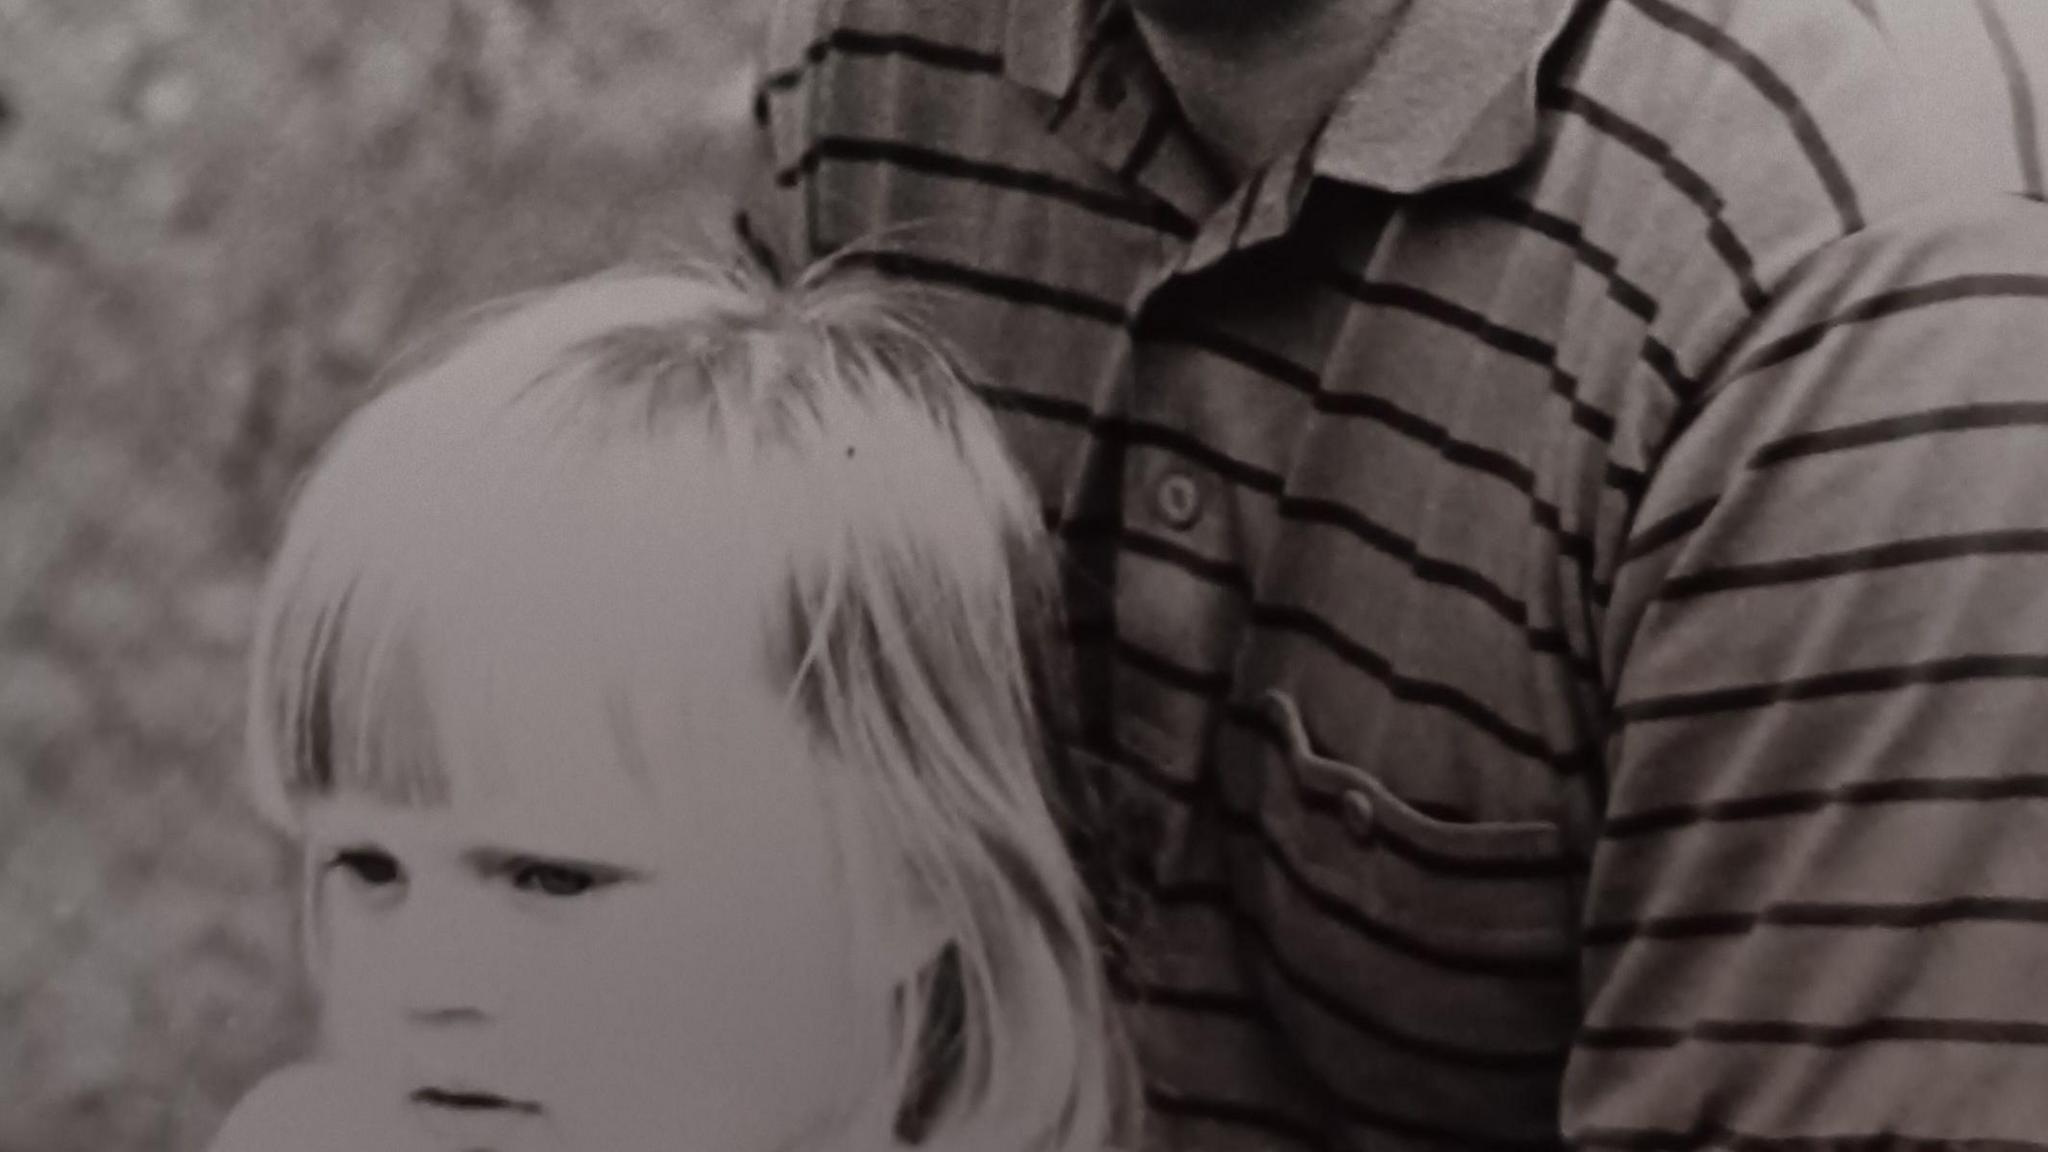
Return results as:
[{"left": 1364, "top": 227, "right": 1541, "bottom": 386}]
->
[
  {"left": 313, "top": 929, "right": 394, "bottom": 1064},
  {"left": 209, "top": 1063, "right": 436, "bottom": 1152},
  {"left": 314, "top": 888, "right": 522, "bottom": 1057}
]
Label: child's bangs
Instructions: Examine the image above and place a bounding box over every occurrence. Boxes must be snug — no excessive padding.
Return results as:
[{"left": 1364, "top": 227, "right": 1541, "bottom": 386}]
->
[
  {"left": 248, "top": 554, "right": 457, "bottom": 821},
  {"left": 245, "top": 480, "right": 630, "bottom": 819},
  {"left": 246, "top": 441, "right": 800, "bottom": 828},
  {"left": 251, "top": 551, "right": 736, "bottom": 825}
]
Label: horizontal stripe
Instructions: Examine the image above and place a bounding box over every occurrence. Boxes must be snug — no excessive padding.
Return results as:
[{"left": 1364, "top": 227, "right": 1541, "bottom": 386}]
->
[
  {"left": 1332, "top": 275, "right": 1623, "bottom": 445},
  {"left": 1604, "top": 459, "right": 1648, "bottom": 502},
  {"left": 1308, "top": 387, "right": 1600, "bottom": 573},
  {"left": 846, "top": 249, "right": 1129, "bottom": 323},
  {"left": 1623, "top": 496, "right": 1717, "bottom": 563},
  {"left": 1658, "top": 530, "right": 2048, "bottom": 601},
  {"left": 1111, "top": 631, "right": 1232, "bottom": 698},
  {"left": 1624, "top": 0, "right": 1865, "bottom": 233},
  {"left": 1328, "top": 1103, "right": 1565, "bottom": 1151},
  {"left": 1281, "top": 498, "right": 1532, "bottom": 624},
  {"left": 1251, "top": 602, "right": 1580, "bottom": 773},
  {"left": 1280, "top": 494, "right": 1601, "bottom": 684},
  {"left": 1337, "top": 275, "right": 1551, "bottom": 363},
  {"left": 1109, "top": 702, "right": 1585, "bottom": 880},
  {"left": 1117, "top": 416, "right": 1285, "bottom": 494},
  {"left": 1112, "top": 525, "right": 1255, "bottom": 597},
  {"left": 1144, "top": 1086, "right": 1330, "bottom": 1152},
  {"left": 1603, "top": 773, "right": 2048, "bottom": 840},
  {"left": 1150, "top": 1025, "right": 1562, "bottom": 1150},
  {"left": 1483, "top": 194, "right": 1661, "bottom": 329},
  {"left": 1752, "top": 401, "right": 2048, "bottom": 466},
  {"left": 760, "top": 27, "right": 1002, "bottom": 93},
  {"left": 1229, "top": 897, "right": 1573, "bottom": 1068},
  {"left": 1117, "top": 977, "right": 1258, "bottom": 1017},
  {"left": 777, "top": 135, "right": 1196, "bottom": 235},
  {"left": 1072, "top": 719, "right": 1203, "bottom": 804},
  {"left": 1579, "top": 1122, "right": 2048, "bottom": 1152},
  {"left": 1072, "top": 497, "right": 1598, "bottom": 689},
  {"left": 1541, "top": 86, "right": 1769, "bottom": 311},
  {"left": 970, "top": 378, "right": 1094, "bottom": 426},
  {"left": 975, "top": 290, "right": 1615, "bottom": 596},
  {"left": 1121, "top": 784, "right": 1578, "bottom": 979},
  {"left": 1578, "top": 1015, "right": 2048, "bottom": 1050},
  {"left": 1616, "top": 654, "right": 2048, "bottom": 724},
  {"left": 1583, "top": 896, "right": 2048, "bottom": 946},
  {"left": 990, "top": 396, "right": 1609, "bottom": 683},
  {"left": 1101, "top": 524, "right": 1598, "bottom": 707},
  {"left": 1133, "top": 317, "right": 1321, "bottom": 395},
  {"left": 1146, "top": 876, "right": 1237, "bottom": 910},
  {"left": 1734, "top": 274, "right": 2048, "bottom": 378}
]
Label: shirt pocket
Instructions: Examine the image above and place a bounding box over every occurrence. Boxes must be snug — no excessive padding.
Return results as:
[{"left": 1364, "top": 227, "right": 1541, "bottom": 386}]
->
[{"left": 1223, "top": 688, "right": 1580, "bottom": 1148}]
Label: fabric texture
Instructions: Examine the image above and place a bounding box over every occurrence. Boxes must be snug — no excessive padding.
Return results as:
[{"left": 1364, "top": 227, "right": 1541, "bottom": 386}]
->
[{"left": 745, "top": 1, "right": 2048, "bottom": 1148}]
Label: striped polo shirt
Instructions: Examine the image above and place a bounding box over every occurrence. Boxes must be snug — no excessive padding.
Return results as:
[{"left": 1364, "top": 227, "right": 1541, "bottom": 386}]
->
[
  {"left": 743, "top": 1, "right": 2048, "bottom": 1149},
  {"left": 1863, "top": 0, "right": 2046, "bottom": 201}
]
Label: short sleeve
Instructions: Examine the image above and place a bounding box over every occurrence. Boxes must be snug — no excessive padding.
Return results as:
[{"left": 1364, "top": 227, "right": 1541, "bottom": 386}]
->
[{"left": 1584, "top": 193, "right": 2048, "bottom": 1144}]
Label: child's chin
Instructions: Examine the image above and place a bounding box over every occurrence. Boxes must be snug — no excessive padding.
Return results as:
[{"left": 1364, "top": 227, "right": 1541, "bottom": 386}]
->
[{"left": 209, "top": 1062, "right": 433, "bottom": 1152}]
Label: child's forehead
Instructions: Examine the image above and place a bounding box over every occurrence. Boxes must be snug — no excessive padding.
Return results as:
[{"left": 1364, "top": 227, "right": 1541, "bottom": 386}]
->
[
  {"left": 302, "top": 784, "right": 660, "bottom": 862},
  {"left": 312, "top": 656, "right": 835, "bottom": 858},
  {"left": 302, "top": 720, "right": 824, "bottom": 867}
]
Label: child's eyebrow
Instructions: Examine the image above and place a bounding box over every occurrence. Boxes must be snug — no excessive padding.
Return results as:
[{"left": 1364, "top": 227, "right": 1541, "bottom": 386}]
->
[{"left": 458, "top": 844, "right": 654, "bottom": 881}]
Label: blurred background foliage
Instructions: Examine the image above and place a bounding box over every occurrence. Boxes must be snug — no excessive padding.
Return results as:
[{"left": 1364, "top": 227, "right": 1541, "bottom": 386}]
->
[{"left": 0, "top": 0, "right": 762, "bottom": 1146}]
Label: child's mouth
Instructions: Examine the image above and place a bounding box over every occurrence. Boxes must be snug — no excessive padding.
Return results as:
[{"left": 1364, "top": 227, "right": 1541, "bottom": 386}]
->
[
  {"left": 409, "top": 1085, "right": 545, "bottom": 1149},
  {"left": 412, "top": 1087, "right": 543, "bottom": 1114}
]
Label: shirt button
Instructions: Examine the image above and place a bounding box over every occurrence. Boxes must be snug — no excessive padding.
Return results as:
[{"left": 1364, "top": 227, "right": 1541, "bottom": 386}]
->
[
  {"left": 1342, "top": 791, "right": 1377, "bottom": 845},
  {"left": 1154, "top": 471, "right": 1203, "bottom": 529}
]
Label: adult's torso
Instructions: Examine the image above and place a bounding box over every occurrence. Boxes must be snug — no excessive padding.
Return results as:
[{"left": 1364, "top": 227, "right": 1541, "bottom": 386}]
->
[{"left": 748, "top": 1, "right": 2035, "bottom": 1148}]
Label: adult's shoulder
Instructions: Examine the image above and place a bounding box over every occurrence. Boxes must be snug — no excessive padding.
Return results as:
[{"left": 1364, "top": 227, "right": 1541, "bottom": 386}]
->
[
  {"left": 1861, "top": 0, "right": 2047, "bottom": 201},
  {"left": 1532, "top": 0, "right": 2038, "bottom": 370},
  {"left": 1558, "top": 1, "right": 1968, "bottom": 244}
]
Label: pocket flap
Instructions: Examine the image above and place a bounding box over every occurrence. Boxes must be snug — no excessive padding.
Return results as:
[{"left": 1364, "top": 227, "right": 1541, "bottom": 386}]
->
[{"left": 1258, "top": 689, "right": 1566, "bottom": 864}]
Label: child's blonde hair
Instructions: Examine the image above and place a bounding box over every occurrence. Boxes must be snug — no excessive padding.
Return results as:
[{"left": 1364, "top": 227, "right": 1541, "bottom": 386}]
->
[{"left": 242, "top": 257, "right": 1137, "bottom": 1152}]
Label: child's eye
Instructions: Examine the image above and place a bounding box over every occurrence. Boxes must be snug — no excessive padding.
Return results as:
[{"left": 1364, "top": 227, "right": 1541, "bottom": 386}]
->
[
  {"left": 328, "top": 848, "right": 402, "bottom": 888},
  {"left": 508, "top": 860, "right": 608, "bottom": 898}
]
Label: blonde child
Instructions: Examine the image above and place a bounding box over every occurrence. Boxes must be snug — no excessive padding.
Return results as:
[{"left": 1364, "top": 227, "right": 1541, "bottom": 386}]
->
[{"left": 209, "top": 259, "right": 1135, "bottom": 1152}]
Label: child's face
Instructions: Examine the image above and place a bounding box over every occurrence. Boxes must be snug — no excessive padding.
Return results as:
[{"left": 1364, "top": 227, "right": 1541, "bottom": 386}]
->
[{"left": 301, "top": 663, "right": 870, "bottom": 1152}]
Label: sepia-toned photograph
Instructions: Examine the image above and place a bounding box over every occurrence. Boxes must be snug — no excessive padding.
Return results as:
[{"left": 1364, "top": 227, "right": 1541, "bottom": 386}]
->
[{"left": 3, "top": 1, "right": 2046, "bottom": 1150}]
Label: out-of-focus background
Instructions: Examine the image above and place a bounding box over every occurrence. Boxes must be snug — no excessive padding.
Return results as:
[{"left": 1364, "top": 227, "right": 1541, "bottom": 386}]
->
[{"left": 0, "top": 1, "right": 761, "bottom": 1147}]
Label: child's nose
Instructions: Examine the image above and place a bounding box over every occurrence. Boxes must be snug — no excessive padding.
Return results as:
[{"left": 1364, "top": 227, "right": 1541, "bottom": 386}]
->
[
  {"left": 406, "top": 1003, "right": 489, "bottom": 1027},
  {"left": 384, "top": 897, "right": 507, "bottom": 1026},
  {"left": 395, "top": 951, "right": 503, "bottom": 1029}
]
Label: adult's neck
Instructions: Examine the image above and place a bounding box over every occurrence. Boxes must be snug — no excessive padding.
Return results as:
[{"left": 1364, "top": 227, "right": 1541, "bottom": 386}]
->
[{"left": 1130, "top": 0, "right": 1411, "bottom": 181}]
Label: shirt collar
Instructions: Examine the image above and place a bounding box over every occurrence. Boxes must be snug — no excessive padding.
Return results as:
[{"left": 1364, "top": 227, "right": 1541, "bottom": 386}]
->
[
  {"left": 1003, "top": 0, "right": 1581, "bottom": 194},
  {"left": 1002, "top": 0, "right": 1098, "bottom": 98}
]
